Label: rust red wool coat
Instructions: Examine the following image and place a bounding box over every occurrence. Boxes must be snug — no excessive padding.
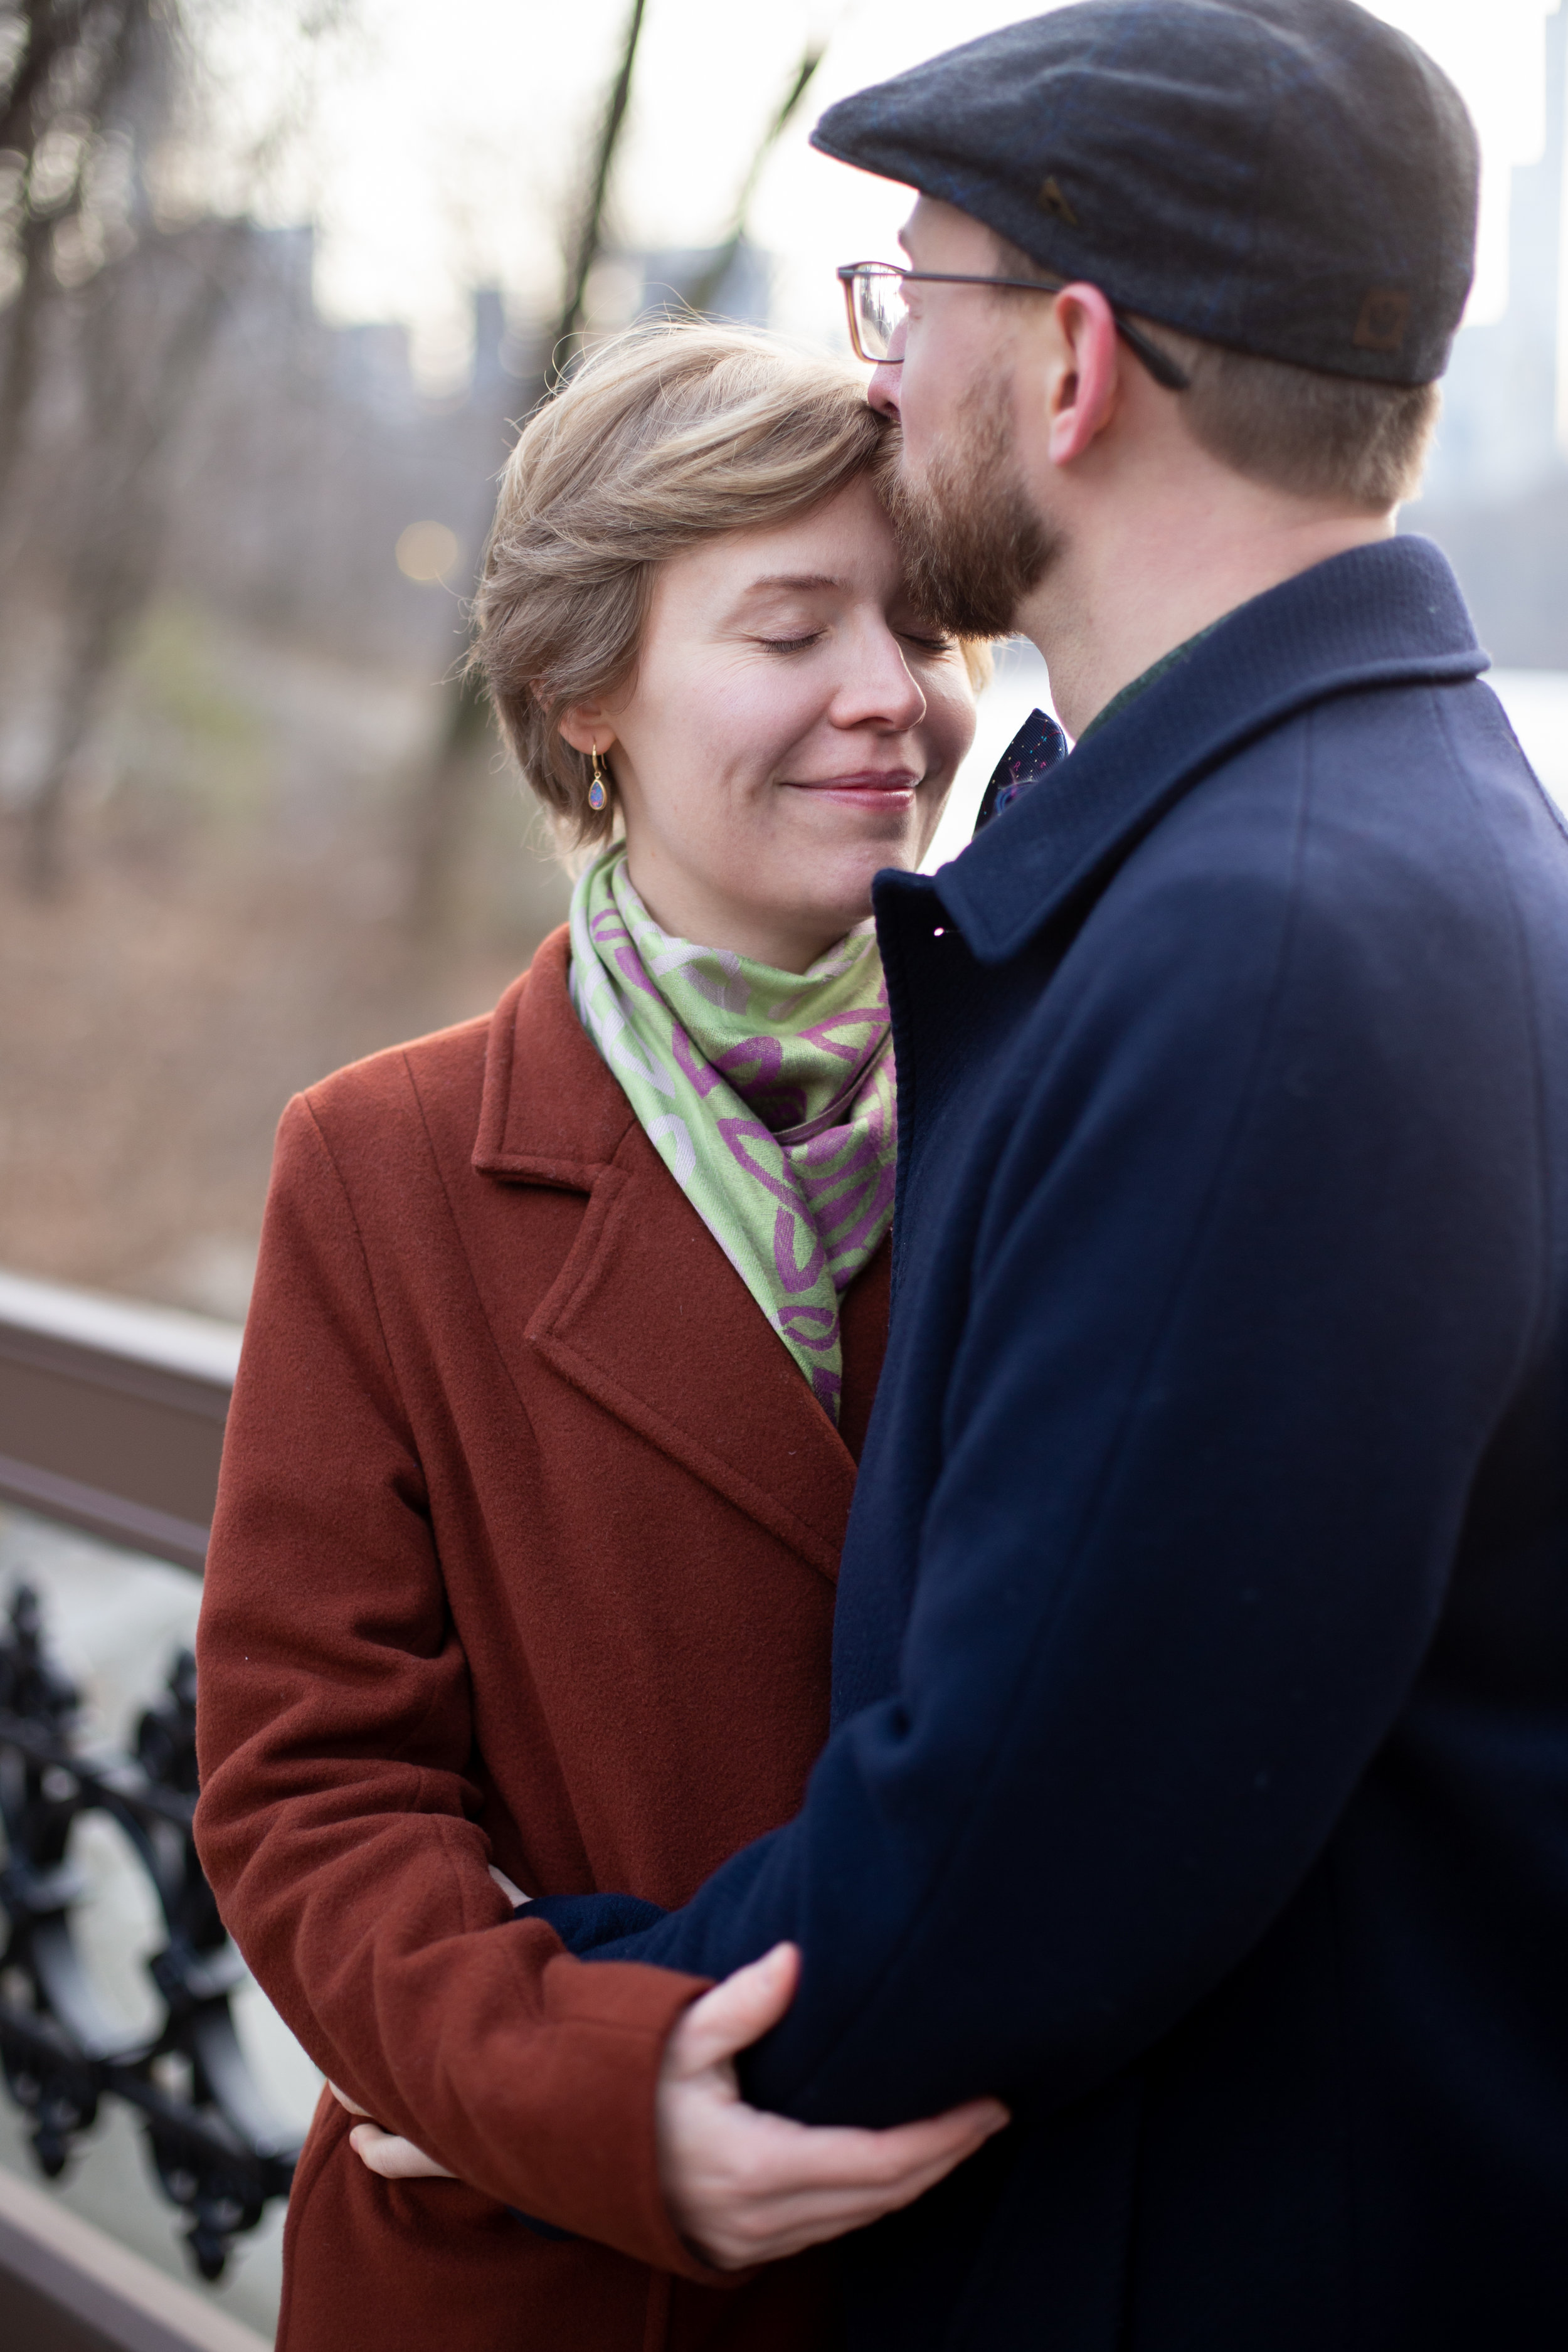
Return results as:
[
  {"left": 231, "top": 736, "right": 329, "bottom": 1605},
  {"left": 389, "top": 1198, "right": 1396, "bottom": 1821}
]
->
[{"left": 194, "top": 926, "right": 889, "bottom": 2351}]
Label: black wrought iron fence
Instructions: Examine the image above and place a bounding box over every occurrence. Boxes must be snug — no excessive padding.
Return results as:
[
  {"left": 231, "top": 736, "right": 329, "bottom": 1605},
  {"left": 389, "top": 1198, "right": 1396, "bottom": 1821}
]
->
[{"left": 0, "top": 1581, "right": 298, "bottom": 2281}]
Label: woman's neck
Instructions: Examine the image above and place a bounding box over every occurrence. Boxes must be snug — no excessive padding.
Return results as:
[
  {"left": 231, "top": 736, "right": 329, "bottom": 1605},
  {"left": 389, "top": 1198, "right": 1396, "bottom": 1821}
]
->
[{"left": 622, "top": 848, "right": 847, "bottom": 975}]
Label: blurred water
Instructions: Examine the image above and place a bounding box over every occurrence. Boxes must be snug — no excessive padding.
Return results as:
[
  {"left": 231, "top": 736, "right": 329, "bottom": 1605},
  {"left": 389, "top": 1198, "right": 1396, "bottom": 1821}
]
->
[
  {"left": 927, "top": 645, "right": 1568, "bottom": 871},
  {"left": 0, "top": 1505, "right": 319, "bottom": 2341},
  {"left": 1491, "top": 670, "right": 1568, "bottom": 810}
]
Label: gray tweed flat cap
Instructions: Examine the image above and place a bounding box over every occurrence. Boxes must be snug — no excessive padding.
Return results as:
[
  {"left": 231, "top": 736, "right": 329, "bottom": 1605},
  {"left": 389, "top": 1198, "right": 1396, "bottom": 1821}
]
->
[{"left": 811, "top": 0, "right": 1478, "bottom": 384}]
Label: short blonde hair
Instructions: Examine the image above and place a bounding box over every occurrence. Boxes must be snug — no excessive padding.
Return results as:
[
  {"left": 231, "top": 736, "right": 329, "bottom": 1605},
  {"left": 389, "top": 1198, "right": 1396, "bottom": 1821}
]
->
[{"left": 470, "top": 324, "right": 896, "bottom": 849}]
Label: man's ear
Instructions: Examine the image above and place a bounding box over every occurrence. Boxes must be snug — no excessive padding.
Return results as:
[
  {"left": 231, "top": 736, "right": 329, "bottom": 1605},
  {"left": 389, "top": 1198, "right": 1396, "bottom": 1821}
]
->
[{"left": 1043, "top": 284, "right": 1123, "bottom": 467}]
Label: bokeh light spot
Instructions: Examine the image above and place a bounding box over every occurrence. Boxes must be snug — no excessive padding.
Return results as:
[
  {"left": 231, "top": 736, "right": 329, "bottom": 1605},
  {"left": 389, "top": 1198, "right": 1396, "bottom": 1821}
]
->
[{"left": 396, "top": 521, "right": 459, "bottom": 583}]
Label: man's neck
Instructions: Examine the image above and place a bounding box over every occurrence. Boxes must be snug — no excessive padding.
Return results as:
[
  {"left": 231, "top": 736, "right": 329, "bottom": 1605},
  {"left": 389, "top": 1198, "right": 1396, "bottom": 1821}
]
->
[{"left": 1018, "top": 483, "right": 1395, "bottom": 742}]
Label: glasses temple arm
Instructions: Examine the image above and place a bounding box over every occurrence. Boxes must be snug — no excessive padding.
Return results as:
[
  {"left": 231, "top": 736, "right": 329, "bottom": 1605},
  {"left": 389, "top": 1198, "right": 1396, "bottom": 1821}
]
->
[{"left": 1111, "top": 314, "right": 1190, "bottom": 392}]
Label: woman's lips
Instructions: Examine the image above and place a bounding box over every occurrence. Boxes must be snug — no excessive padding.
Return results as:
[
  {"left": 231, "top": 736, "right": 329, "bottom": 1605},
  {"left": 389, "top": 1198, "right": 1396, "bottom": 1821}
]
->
[{"left": 784, "top": 769, "right": 920, "bottom": 803}]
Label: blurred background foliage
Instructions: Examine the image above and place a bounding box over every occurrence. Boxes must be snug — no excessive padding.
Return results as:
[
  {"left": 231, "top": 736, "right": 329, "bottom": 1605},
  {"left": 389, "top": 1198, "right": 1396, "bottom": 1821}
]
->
[
  {"left": 0, "top": 0, "right": 1564, "bottom": 1322},
  {"left": 0, "top": 0, "right": 825, "bottom": 1315}
]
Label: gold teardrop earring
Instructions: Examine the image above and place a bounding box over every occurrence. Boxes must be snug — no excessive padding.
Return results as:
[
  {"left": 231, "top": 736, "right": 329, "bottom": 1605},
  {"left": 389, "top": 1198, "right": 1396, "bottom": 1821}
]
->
[{"left": 587, "top": 746, "right": 610, "bottom": 813}]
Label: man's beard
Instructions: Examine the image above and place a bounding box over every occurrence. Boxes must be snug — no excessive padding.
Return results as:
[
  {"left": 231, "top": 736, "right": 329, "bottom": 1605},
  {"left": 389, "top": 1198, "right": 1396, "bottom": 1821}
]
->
[{"left": 880, "top": 371, "right": 1061, "bottom": 638}]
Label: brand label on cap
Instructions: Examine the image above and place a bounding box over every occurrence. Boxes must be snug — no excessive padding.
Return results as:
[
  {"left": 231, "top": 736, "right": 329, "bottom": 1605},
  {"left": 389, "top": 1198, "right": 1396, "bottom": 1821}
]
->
[
  {"left": 1352, "top": 290, "right": 1411, "bottom": 353},
  {"left": 1037, "top": 176, "right": 1080, "bottom": 226}
]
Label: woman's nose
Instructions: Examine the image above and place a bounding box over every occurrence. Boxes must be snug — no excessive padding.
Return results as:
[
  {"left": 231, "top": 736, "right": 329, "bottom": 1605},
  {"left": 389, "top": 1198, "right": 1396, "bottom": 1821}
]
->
[{"left": 833, "top": 625, "right": 928, "bottom": 733}]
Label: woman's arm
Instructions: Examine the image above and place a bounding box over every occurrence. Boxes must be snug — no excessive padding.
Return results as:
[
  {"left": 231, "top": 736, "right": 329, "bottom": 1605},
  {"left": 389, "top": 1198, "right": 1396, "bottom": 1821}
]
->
[
  {"left": 197, "top": 1093, "right": 1002, "bottom": 2269},
  {"left": 341, "top": 1944, "right": 1006, "bottom": 2265},
  {"left": 194, "top": 1094, "right": 715, "bottom": 2271}
]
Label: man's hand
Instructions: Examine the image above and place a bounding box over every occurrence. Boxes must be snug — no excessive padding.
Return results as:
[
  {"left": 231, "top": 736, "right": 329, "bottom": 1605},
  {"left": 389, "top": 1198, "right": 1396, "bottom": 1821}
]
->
[
  {"left": 657, "top": 1943, "right": 1009, "bottom": 2270},
  {"left": 336, "top": 1941, "right": 1008, "bottom": 2239}
]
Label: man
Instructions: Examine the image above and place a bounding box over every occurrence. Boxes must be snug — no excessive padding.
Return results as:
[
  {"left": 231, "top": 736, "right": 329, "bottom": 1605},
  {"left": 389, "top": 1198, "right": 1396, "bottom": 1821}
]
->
[{"left": 371, "top": 4, "right": 1568, "bottom": 2341}]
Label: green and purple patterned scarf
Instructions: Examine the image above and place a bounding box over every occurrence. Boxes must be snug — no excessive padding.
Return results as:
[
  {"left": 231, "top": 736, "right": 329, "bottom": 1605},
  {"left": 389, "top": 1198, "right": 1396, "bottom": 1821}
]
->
[{"left": 568, "top": 845, "right": 896, "bottom": 1421}]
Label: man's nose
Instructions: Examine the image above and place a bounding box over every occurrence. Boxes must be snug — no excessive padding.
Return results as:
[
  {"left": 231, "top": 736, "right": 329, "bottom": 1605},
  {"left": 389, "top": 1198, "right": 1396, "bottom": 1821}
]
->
[
  {"left": 867, "top": 361, "right": 901, "bottom": 420},
  {"left": 866, "top": 318, "right": 904, "bottom": 419}
]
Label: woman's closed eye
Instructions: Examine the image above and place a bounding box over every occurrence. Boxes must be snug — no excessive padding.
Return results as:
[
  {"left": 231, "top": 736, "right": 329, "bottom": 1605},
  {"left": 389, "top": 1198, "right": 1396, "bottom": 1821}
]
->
[
  {"left": 755, "top": 625, "right": 953, "bottom": 658},
  {"left": 757, "top": 630, "right": 827, "bottom": 655}
]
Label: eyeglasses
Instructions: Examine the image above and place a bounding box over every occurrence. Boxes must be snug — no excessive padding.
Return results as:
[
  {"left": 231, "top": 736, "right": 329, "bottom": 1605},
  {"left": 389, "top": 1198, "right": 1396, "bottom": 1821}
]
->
[{"left": 836, "top": 261, "right": 1191, "bottom": 393}]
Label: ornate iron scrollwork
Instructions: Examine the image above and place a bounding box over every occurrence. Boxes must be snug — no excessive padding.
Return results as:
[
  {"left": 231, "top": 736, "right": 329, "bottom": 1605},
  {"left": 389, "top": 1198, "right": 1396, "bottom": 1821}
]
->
[{"left": 0, "top": 1583, "right": 298, "bottom": 2279}]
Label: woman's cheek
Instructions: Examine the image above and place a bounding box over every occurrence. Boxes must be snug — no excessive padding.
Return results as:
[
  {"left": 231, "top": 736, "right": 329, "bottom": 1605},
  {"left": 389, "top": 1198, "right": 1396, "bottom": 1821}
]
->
[
  {"left": 928, "top": 667, "right": 979, "bottom": 778},
  {"left": 706, "top": 671, "right": 818, "bottom": 790}
]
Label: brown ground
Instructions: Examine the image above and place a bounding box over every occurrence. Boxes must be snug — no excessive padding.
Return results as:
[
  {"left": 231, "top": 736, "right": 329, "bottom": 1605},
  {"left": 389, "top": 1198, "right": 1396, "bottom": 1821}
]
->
[{"left": 0, "top": 613, "right": 571, "bottom": 1318}]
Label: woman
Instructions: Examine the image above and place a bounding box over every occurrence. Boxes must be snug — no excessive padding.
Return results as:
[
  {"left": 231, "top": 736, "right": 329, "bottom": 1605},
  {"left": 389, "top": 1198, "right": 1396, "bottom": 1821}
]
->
[{"left": 193, "top": 324, "right": 1001, "bottom": 2352}]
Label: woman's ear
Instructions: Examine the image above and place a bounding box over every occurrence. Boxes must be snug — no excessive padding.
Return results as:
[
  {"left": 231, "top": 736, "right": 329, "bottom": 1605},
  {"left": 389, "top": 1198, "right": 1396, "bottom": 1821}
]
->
[{"left": 557, "top": 705, "right": 615, "bottom": 756}]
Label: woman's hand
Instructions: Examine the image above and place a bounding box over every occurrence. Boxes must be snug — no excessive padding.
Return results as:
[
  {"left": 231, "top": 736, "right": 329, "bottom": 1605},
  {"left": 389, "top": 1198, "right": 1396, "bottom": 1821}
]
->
[
  {"left": 657, "top": 1943, "right": 1009, "bottom": 2270},
  {"left": 329, "top": 2082, "right": 455, "bottom": 2181},
  {"left": 329, "top": 1863, "right": 526, "bottom": 2184}
]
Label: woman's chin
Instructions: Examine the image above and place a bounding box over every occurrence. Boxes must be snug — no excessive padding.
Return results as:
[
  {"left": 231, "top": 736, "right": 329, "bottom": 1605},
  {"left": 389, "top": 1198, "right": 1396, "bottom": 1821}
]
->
[
  {"left": 792, "top": 799, "right": 929, "bottom": 870},
  {"left": 784, "top": 855, "right": 918, "bottom": 946},
  {"left": 702, "top": 821, "right": 934, "bottom": 958}
]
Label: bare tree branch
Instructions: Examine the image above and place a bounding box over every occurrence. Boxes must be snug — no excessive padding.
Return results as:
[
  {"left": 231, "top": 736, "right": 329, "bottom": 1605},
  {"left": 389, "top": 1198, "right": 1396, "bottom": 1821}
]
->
[
  {"left": 682, "top": 43, "right": 825, "bottom": 319},
  {"left": 403, "top": 0, "right": 654, "bottom": 938},
  {"left": 21, "top": 215, "right": 246, "bottom": 891},
  {"left": 0, "top": 0, "right": 157, "bottom": 518},
  {"left": 0, "top": 3, "right": 352, "bottom": 893},
  {"left": 402, "top": 28, "right": 835, "bottom": 938},
  {"left": 551, "top": 0, "right": 646, "bottom": 356}
]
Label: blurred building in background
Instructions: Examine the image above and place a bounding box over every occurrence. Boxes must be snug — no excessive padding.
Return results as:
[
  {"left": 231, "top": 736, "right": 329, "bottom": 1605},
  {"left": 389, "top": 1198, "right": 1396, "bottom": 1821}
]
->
[
  {"left": 160, "top": 226, "right": 509, "bottom": 670},
  {"left": 1409, "top": 0, "right": 1568, "bottom": 664}
]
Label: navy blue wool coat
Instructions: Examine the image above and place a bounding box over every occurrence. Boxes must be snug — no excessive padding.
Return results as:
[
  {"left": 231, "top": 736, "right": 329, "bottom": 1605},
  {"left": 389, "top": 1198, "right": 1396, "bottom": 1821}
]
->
[{"left": 539, "top": 537, "right": 1568, "bottom": 2349}]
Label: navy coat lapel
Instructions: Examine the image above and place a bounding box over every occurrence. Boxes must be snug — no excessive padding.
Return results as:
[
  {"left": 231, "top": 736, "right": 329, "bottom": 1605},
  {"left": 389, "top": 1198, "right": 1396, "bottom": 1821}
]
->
[{"left": 932, "top": 537, "right": 1488, "bottom": 966}]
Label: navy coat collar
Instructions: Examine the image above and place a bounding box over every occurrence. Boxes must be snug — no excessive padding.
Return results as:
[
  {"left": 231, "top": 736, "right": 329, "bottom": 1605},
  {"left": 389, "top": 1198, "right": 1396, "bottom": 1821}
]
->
[{"left": 916, "top": 536, "right": 1487, "bottom": 968}]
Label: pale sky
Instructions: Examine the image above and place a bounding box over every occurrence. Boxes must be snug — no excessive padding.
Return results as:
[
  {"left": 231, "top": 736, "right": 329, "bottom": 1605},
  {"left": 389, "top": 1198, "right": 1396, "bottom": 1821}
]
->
[{"left": 215, "top": 0, "right": 1565, "bottom": 385}]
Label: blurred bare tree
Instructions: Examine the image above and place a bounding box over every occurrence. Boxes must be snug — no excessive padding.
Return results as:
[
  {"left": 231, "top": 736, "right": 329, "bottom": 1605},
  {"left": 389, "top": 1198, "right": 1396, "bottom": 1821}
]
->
[
  {"left": 1, "top": 0, "right": 181, "bottom": 889},
  {"left": 0, "top": 1, "right": 344, "bottom": 894},
  {"left": 401, "top": 0, "right": 652, "bottom": 941},
  {"left": 0, "top": 0, "right": 156, "bottom": 520},
  {"left": 552, "top": 0, "right": 647, "bottom": 358},
  {"left": 0, "top": 4, "right": 847, "bottom": 1321},
  {"left": 0, "top": 2, "right": 824, "bottom": 912},
  {"left": 680, "top": 43, "right": 823, "bottom": 319},
  {"left": 401, "top": 17, "right": 825, "bottom": 940}
]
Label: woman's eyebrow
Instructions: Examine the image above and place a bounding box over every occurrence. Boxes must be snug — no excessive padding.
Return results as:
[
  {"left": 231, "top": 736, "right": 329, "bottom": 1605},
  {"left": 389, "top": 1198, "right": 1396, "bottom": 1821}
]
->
[{"left": 738, "top": 573, "right": 843, "bottom": 596}]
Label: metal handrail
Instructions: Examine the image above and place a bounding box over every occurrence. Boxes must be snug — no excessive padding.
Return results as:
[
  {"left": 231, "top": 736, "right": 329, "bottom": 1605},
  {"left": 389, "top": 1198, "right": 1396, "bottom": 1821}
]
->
[
  {"left": 0, "top": 1587, "right": 300, "bottom": 2279},
  {"left": 0, "top": 2159, "right": 272, "bottom": 2352},
  {"left": 0, "top": 1268, "right": 241, "bottom": 1575},
  {"left": 0, "top": 1268, "right": 295, "bottom": 2348}
]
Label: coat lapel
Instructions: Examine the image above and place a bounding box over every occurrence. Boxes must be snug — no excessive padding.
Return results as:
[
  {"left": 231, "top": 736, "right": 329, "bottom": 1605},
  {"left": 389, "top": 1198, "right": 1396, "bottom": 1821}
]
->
[
  {"left": 472, "top": 930, "right": 856, "bottom": 1581},
  {"left": 934, "top": 536, "right": 1488, "bottom": 967}
]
